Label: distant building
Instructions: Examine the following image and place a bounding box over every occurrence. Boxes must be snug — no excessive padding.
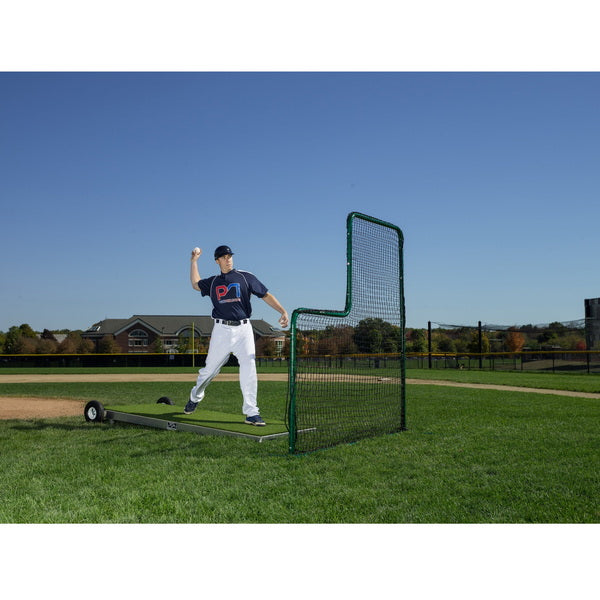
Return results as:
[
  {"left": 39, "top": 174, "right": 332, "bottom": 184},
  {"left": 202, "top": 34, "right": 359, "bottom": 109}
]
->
[
  {"left": 584, "top": 299, "right": 600, "bottom": 349},
  {"left": 36, "top": 331, "right": 68, "bottom": 344},
  {"left": 81, "top": 315, "right": 285, "bottom": 354}
]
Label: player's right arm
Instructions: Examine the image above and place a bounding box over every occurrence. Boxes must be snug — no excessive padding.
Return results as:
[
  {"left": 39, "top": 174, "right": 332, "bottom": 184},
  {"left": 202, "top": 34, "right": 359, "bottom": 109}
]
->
[{"left": 190, "top": 248, "right": 202, "bottom": 291}]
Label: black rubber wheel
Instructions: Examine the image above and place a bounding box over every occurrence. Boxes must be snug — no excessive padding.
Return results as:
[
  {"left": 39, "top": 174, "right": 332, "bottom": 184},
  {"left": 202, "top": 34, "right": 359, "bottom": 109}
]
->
[
  {"left": 84, "top": 400, "right": 105, "bottom": 423},
  {"left": 157, "top": 396, "right": 174, "bottom": 405}
]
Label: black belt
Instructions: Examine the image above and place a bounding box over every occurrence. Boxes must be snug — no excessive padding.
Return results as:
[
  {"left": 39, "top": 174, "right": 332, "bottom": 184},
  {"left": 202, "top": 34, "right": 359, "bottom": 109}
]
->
[{"left": 214, "top": 319, "right": 249, "bottom": 326}]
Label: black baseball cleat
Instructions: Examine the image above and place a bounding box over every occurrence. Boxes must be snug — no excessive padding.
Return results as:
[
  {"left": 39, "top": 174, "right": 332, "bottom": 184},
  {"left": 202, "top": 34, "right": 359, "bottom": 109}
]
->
[
  {"left": 245, "top": 415, "right": 266, "bottom": 426},
  {"left": 184, "top": 399, "right": 199, "bottom": 415}
]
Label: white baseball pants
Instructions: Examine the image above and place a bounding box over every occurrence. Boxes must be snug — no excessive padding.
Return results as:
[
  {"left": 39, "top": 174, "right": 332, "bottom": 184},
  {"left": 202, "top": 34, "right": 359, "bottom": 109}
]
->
[{"left": 189, "top": 321, "right": 259, "bottom": 417}]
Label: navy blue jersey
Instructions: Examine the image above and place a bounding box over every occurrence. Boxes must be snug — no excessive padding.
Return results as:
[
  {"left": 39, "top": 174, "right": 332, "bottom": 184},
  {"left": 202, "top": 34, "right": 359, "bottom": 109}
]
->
[{"left": 198, "top": 269, "right": 268, "bottom": 320}]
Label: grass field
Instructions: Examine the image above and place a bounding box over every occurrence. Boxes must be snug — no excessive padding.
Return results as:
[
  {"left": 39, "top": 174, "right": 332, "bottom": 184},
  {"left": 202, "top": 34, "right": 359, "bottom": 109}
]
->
[
  {"left": 0, "top": 369, "right": 598, "bottom": 523},
  {"left": 408, "top": 367, "right": 600, "bottom": 393}
]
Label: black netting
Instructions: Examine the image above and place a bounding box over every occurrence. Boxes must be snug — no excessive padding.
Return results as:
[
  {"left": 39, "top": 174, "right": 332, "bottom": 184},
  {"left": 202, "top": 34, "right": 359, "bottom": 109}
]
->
[{"left": 288, "top": 213, "right": 406, "bottom": 453}]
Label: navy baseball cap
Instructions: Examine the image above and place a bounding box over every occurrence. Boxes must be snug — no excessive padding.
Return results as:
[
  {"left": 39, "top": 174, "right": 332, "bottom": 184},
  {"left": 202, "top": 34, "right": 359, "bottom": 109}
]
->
[{"left": 214, "top": 245, "right": 234, "bottom": 259}]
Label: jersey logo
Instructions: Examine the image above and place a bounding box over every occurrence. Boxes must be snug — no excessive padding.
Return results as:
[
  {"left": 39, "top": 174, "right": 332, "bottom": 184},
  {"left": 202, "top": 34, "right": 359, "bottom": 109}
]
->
[{"left": 215, "top": 283, "right": 241, "bottom": 303}]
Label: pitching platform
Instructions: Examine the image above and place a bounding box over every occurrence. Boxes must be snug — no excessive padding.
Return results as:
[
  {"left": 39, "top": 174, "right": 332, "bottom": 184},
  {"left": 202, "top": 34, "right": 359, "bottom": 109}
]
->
[{"left": 85, "top": 399, "right": 289, "bottom": 442}]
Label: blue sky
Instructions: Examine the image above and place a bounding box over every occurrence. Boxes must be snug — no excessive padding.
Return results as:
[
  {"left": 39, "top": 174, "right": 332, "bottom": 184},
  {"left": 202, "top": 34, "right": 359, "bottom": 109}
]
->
[{"left": 2, "top": 71, "right": 599, "bottom": 332}]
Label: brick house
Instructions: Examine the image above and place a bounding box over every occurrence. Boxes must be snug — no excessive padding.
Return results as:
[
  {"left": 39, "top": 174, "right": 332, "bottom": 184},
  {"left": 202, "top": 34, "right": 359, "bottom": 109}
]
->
[{"left": 81, "top": 315, "right": 285, "bottom": 354}]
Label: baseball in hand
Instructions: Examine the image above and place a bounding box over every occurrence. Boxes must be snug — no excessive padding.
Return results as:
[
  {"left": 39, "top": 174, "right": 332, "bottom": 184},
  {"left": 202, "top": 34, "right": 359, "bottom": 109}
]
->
[{"left": 193, "top": 247, "right": 200, "bottom": 254}]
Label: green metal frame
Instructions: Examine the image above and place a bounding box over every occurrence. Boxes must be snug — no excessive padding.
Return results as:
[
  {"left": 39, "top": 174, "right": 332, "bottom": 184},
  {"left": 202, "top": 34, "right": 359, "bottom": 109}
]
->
[{"left": 288, "top": 211, "right": 406, "bottom": 453}]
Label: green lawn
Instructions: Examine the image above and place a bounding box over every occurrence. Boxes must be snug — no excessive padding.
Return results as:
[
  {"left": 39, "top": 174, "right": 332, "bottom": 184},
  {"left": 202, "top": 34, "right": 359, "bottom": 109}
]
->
[
  {"left": 407, "top": 367, "right": 600, "bottom": 393},
  {"left": 0, "top": 375, "right": 598, "bottom": 523},
  {"left": 3, "top": 363, "right": 599, "bottom": 394}
]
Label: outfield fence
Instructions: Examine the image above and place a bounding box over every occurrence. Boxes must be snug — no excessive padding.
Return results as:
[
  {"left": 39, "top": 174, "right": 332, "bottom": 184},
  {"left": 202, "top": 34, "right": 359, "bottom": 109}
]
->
[
  {"left": 2, "top": 350, "right": 600, "bottom": 374},
  {"left": 0, "top": 353, "right": 287, "bottom": 370}
]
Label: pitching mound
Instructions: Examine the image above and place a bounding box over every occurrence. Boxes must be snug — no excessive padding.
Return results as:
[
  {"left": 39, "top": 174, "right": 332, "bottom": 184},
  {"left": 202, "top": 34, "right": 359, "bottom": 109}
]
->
[{"left": 0, "top": 397, "right": 85, "bottom": 420}]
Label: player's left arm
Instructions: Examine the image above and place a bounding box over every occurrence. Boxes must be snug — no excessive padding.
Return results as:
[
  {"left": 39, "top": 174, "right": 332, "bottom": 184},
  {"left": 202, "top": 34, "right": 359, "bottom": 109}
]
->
[{"left": 262, "top": 293, "right": 289, "bottom": 328}]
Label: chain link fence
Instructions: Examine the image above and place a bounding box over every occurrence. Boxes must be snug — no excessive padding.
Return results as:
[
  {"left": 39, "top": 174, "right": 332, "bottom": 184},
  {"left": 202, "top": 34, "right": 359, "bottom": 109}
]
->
[
  {"left": 3, "top": 350, "right": 600, "bottom": 374},
  {"left": 0, "top": 353, "right": 291, "bottom": 370}
]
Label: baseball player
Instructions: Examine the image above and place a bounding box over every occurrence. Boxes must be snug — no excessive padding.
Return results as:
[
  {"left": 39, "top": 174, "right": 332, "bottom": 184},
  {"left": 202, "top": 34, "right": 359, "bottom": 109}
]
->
[{"left": 184, "top": 245, "right": 289, "bottom": 425}]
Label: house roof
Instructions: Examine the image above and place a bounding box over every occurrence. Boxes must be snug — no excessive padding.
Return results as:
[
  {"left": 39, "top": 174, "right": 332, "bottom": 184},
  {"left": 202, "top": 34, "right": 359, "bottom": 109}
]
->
[{"left": 83, "top": 315, "right": 283, "bottom": 337}]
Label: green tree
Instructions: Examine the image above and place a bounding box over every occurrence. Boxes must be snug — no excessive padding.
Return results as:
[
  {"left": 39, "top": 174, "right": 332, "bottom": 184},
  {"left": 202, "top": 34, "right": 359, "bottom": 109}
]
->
[
  {"left": 354, "top": 318, "right": 384, "bottom": 353},
  {"left": 467, "top": 330, "right": 490, "bottom": 353},
  {"left": 18, "top": 323, "right": 37, "bottom": 339},
  {"left": 381, "top": 322, "right": 400, "bottom": 353},
  {"left": 407, "top": 328, "right": 427, "bottom": 353},
  {"left": 537, "top": 322, "right": 569, "bottom": 346},
  {"left": 354, "top": 318, "right": 402, "bottom": 353},
  {"left": 97, "top": 336, "right": 121, "bottom": 353},
  {"left": 452, "top": 328, "right": 472, "bottom": 353},
  {"left": 437, "top": 337, "right": 455, "bottom": 352},
  {"left": 4, "top": 326, "right": 24, "bottom": 353},
  {"left": 4, "top": 324, "right": 40, "bottom": 353}
]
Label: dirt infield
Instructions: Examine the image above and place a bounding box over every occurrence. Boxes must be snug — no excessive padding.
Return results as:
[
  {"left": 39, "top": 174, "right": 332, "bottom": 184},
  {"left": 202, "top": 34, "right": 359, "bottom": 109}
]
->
[
  {"left": 1, "top": 373, "right": 598, "bottom": 420},
  {"left": 0, "top": 397, "right": 86, "bottom": 419}
]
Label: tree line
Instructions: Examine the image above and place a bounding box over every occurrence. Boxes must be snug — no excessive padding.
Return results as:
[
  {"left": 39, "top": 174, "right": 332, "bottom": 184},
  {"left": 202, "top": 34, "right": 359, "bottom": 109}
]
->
[
  {"left": 0, "top": 325, "right": 97, "bottom": 354},
  {"left": 0, "top": 324, "right": 202, "bottom": 355},
  {"left": 266, "top": 319, "right": 587, "bottom": 356},
  {"left": 0, "top": 319, "right": 588, "bottom": 356},
  {"left": 406, "top": 322, "right": 587, "bottom": 353}
]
